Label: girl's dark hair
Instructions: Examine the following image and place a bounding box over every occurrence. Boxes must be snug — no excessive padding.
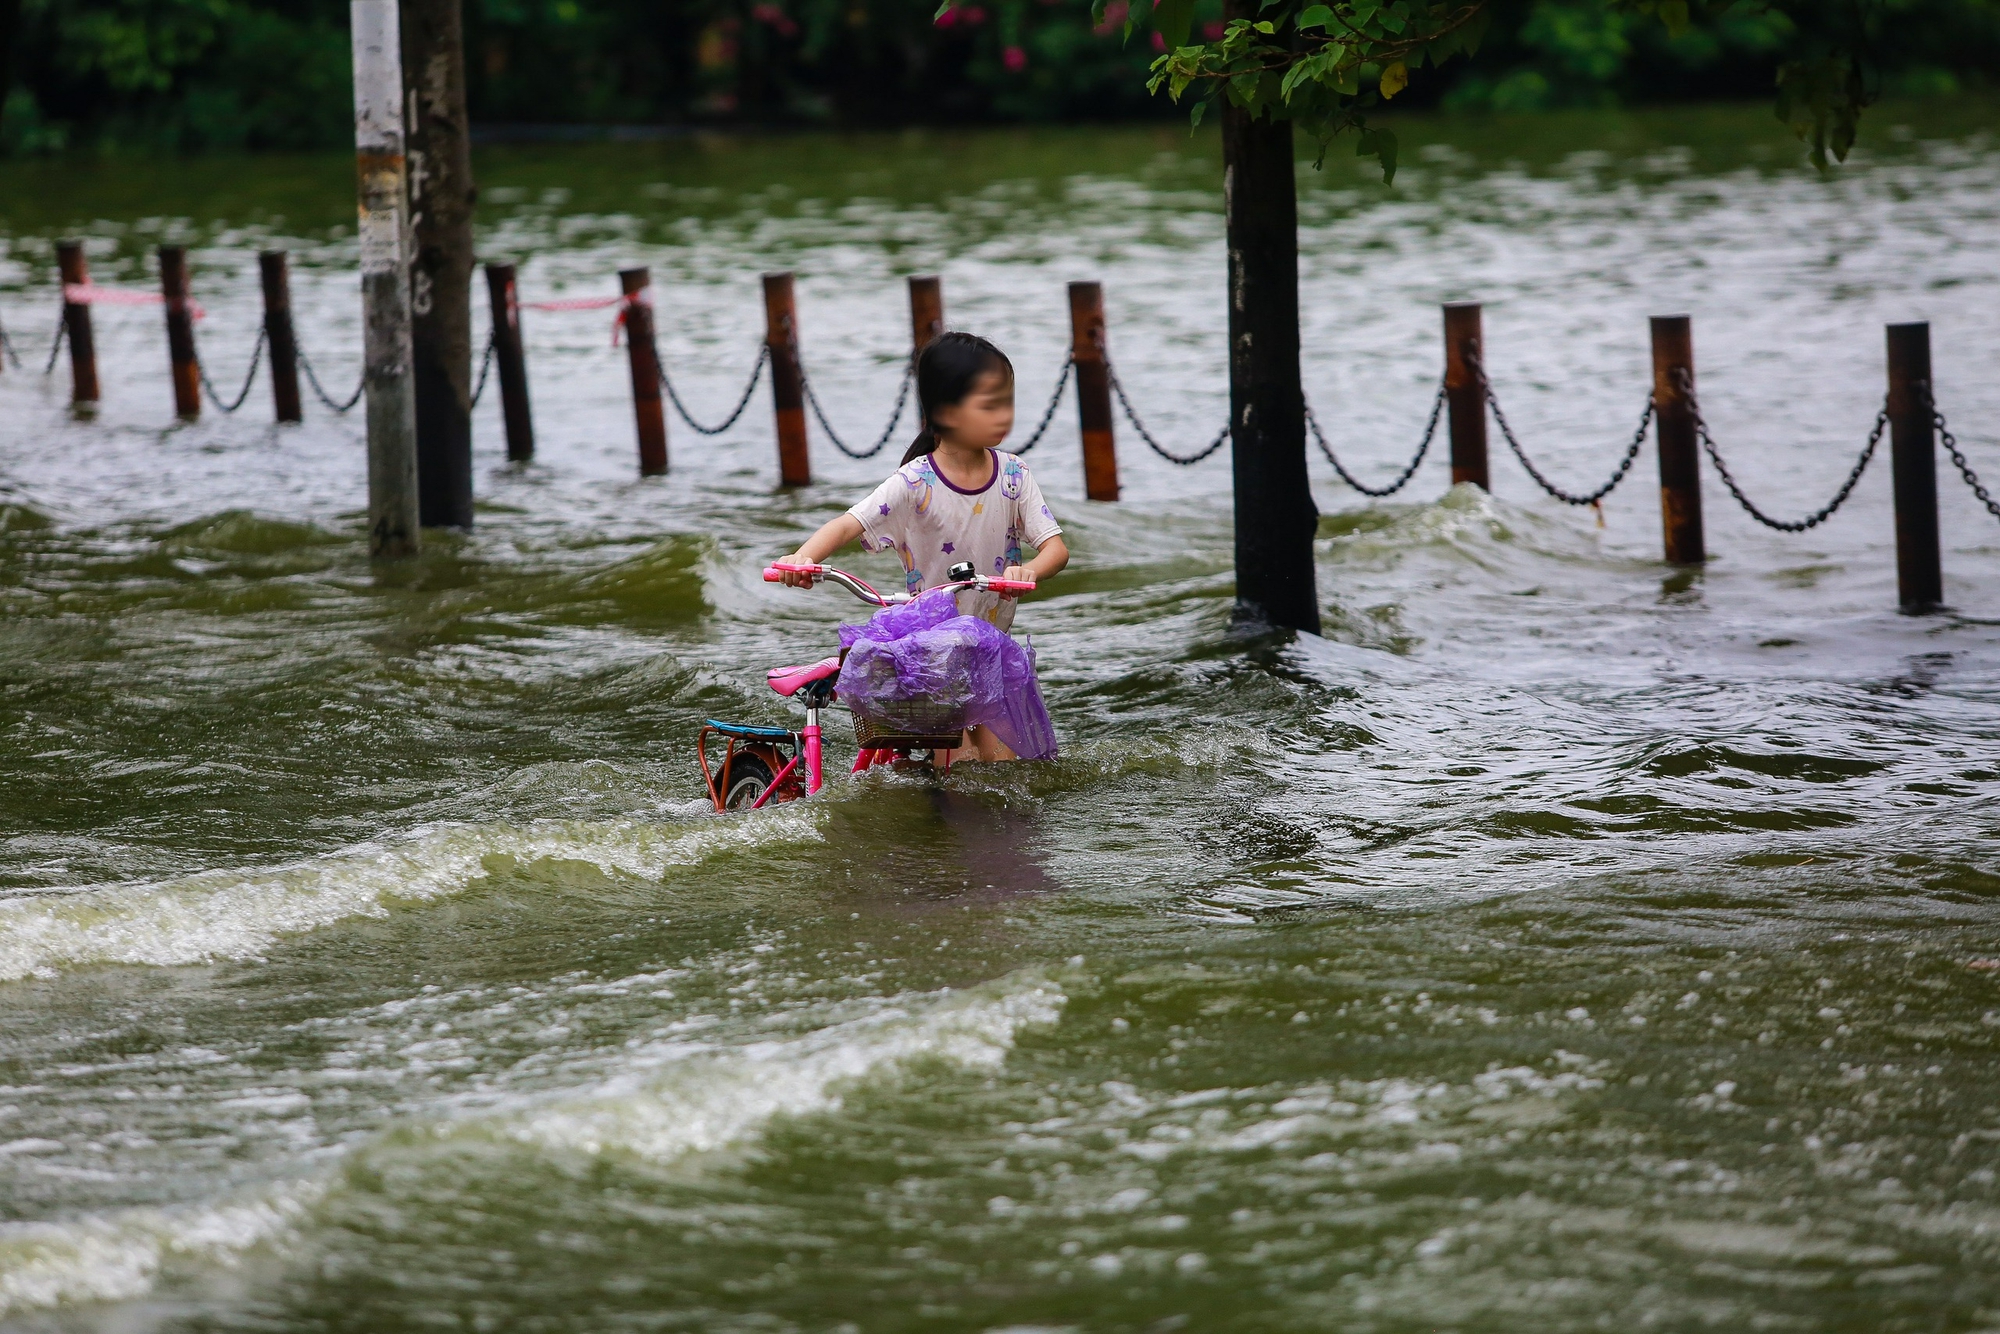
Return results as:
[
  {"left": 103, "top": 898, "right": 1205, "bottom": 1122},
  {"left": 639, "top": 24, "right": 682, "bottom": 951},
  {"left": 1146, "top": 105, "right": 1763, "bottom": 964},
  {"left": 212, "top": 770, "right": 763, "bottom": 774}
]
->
[{"left": 898, "top": 331, "right": 1014, "bottom": 467}]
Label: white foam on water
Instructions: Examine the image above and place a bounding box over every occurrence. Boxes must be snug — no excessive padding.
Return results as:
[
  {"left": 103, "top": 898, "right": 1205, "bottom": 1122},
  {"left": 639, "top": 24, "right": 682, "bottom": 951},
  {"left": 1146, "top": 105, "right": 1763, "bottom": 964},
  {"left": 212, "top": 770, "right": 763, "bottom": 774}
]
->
[
  {"left": 0, "top": 810, "right": 821, "bottom": 981},
  {"left": 0, "top": 969, "right": 1064, "bottom": 1318},
  {"left": 445, "top": 970, "right": 1067, "bottom": 1163},
  {"left": 0, "top": 1180, "right": 325, "bottom": 1318}
]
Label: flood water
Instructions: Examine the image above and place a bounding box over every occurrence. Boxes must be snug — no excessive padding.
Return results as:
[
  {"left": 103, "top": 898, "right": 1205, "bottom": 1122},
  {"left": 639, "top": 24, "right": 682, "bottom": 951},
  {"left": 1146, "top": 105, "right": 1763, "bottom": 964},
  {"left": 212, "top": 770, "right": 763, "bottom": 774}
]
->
[{"left": 2, "top": 102, "right": 2000, "bottom": 1332}]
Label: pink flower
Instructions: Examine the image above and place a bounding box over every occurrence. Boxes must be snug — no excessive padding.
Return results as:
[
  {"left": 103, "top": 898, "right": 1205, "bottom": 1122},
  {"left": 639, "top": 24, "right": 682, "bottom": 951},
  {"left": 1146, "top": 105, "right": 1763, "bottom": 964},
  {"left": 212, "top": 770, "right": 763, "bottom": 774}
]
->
[
  {"left": 1150, "top": 28, "right": 1165, "bottom": 49},
  {"left": 750, "top": 3, "right": 797, "bottom": 36},
  {"left": 1002, "top": 44, "right": 1027, "bottom": 71},
  {"left": 1202, "top": 20, "right": 1224, "bottom": 39},
  {"left": 960, "top": 5, "right": 987, "bottom": 24},
  {"left": 1092, "top": 0, "right": 1127, "bottom": 35},
  {"left": 934, "top": 6, "right": 957, "bottom": 25}
]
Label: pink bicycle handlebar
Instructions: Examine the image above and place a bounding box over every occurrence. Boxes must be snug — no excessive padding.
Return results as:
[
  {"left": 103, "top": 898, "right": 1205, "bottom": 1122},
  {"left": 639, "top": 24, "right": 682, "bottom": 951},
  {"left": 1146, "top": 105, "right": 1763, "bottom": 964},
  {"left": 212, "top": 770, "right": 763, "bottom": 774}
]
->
[
  {"left": 763, "top": 561, "right": 827, "bottom": 582},
  {"left": 763, "top": 563, "right": 1032, "bottom": 602}
]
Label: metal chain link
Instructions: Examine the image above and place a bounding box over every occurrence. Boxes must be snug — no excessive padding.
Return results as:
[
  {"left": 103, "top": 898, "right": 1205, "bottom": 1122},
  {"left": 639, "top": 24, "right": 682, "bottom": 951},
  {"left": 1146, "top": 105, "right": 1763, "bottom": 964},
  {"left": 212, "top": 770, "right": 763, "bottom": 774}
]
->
[
  {"left": 43, "top": 315, "right": 67, "bottom": 375},
  {"left": 799, "top": 356, "right": 911, "bottom": 460},
  {"left": 196, "top": 325, "right": 267, "bottom": 413},
  {"left": 1104, "top": 356, "right": 1229, "bottom": 465},
  {"left": 660, "top": 342, "right": 768, "bottom": 436},
  {"left": 1306, "top": 382, "right": 1444, "bottom": 497},
  {"left": 1929, "top": 386, "right": 2000, "bottom": 524},
  {"left": 1008, "top": 353, "right": 1073, "bottom": 457},
  {"left": 468, "top": 330, "right": 496, "bottom": 408},
  {"left": 1478, "top": 354, "right": 1649, "bottom": 506},
  {"left": 1682, "top": 368, "right": 1884, "bottom": 532},
  {"left": 295, "top": 345, "right": 365, "bottom": 413}
]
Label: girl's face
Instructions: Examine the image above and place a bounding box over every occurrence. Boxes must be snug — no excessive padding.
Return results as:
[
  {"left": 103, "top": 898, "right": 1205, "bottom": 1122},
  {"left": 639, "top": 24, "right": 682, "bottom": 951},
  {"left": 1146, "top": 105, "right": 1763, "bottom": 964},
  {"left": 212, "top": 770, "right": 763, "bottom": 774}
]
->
[{"left": 930, "top": 369, "right": 1015, "bottom": 450}]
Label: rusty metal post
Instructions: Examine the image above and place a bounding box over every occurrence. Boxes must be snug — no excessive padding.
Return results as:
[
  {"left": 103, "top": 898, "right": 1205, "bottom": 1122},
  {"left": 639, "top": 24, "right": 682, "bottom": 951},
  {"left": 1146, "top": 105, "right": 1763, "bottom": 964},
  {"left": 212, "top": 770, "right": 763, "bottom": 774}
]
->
[
  {"left": 258, "top": 251, "right": 302, "bottom": 423},
  {"left": 763, "top": 272, "right": 811, "bottom": 486},
  {"left": 1886, "top": 322, "right": 1942, "bottom": 611},
  {"left": 56, "top": 241, "right": 99, "bottom": 407},
  {"left": 1442, "top": 302, "right": 1488, "bottom": 490},
  {"left": 1069, "top": 281, "right": 1119, "bottom": 502},
  {"left": 157, "top": 246, "right": 201, "bottom": 419},
  {"left": 1650, "top": 315, "right": 1705, "bottom": 565},
  {"left": 484, "top": 262, "right": 534, "bottom": 462},
  {"left": 908, "top": 275, "right": 944, "bottom": 356},
  {"left": 619, "top": 268, "right": 668, "bottom": 476}
]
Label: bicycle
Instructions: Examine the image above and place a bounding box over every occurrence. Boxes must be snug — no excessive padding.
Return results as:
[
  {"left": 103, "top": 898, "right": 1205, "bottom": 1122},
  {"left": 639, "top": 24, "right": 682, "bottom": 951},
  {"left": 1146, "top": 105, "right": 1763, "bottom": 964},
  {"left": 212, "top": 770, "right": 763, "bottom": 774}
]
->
[{"left": 696, "top": 560, "right": 1036, "bottom": 811}]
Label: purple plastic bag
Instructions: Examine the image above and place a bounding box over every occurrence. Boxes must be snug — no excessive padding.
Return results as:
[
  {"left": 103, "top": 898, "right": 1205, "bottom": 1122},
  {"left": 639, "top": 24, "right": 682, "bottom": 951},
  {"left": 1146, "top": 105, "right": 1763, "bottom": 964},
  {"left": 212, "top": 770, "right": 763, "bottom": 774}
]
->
[{"left": 837, "top": 594, "right": 1058, "bottom": 760}]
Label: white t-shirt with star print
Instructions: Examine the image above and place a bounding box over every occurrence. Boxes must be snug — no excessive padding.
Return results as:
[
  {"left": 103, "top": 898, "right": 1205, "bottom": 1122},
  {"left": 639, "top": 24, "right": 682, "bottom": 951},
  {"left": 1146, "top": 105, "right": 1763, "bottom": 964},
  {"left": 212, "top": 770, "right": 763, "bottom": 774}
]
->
[{"left": 845, "top": 450, "right": 1062, "bottom": 632}]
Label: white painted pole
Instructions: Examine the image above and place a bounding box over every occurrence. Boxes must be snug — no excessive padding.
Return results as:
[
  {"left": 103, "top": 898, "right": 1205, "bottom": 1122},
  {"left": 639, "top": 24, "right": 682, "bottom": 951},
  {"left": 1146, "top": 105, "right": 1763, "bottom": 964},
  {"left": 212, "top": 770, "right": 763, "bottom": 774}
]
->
[{"left": 352, "top": 0, "right": 420, "bottom": 558}]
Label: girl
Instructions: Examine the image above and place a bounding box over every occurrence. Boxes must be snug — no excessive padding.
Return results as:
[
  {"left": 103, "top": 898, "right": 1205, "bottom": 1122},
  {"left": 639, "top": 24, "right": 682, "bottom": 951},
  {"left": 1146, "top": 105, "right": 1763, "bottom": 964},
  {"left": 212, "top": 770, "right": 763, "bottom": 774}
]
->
[{"left": 779, "top": 331, "right": 1070, "bottom": 761}]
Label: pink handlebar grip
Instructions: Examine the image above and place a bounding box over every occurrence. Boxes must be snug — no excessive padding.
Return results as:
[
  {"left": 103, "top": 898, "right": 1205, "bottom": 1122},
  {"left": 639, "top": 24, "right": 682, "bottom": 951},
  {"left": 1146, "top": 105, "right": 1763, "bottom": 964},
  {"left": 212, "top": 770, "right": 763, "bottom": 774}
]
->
[
  {"left": 765, "top": 561, "right": 826, "bottom": 583},
  {"left": 988, "top": 578, "right": 1036, "bottom": 593}
]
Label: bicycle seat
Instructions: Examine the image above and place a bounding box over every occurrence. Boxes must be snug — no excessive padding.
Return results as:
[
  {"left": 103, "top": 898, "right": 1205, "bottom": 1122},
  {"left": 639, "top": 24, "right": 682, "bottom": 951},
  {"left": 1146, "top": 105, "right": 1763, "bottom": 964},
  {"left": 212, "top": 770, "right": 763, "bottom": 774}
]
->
[{"left": 767, "top": 656, "right": 840, "bottom": 697}]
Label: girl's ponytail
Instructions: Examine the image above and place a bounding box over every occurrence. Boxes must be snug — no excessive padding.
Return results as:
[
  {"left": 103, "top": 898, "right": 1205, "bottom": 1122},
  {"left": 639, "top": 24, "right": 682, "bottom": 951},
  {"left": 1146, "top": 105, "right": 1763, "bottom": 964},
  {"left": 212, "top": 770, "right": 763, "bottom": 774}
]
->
[{"left": 899, "top": 428, "right": 936, "bottom": 468}]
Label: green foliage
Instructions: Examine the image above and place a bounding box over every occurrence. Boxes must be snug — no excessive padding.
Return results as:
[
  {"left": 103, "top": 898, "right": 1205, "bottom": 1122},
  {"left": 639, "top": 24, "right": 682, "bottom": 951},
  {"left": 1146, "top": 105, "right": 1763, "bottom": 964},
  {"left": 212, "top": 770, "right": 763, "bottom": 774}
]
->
[
  {"left": 1099, "top": 0, "right": 1998, "bottom": 179},
  {"left": 0, "top": 0, "right": 1991, "bottom": 154}
]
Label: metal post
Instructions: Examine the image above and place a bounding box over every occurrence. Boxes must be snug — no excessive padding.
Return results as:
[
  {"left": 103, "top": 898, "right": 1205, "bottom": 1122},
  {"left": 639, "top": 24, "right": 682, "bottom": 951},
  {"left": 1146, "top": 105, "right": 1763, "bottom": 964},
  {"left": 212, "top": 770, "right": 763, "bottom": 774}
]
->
[
  {"left": 259, "top": 251, "right": 302, "bottom": 423},
  {"left": 763, "top": 272, "right": 810, "bottom": 486},
  {"left": 484, "top": 262, "right": 534, "bottom": 462},
  {"left": 56, "top": 240, "right": 98, "bottom": 408},
  {"left": 1886, "top": 322, "right": 1943, "bottom": 612},
  {"left": 352, "top": 0, "right": 420, "bottom": 558},
  {"left": 908, "top": 275, "right": 944, "bottom": 356},
  {"left": 1650, "top": 315, "right": 1705, "bottom": 565},
  {"left": 619, "top": 267, "right": 668, "bottom": 476},
  {"left": 1442, "top": 302, "right": 1488, "bottom": 490},
  {"left": 1068, "top": 281, "right": 1119, "bottom": 502},
  {"left": 158, "top": 246, "right": 201, "bottom": 419}
]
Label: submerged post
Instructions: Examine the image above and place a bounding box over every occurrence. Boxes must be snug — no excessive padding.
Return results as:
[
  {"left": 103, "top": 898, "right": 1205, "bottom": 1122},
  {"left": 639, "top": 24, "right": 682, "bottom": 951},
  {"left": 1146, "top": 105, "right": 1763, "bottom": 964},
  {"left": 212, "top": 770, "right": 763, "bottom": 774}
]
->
[
  {"left": 484, "top": 262, "right": 534, "bottom": 462},
  {"left": 1068, "top": 281, "right": 1119, "bottom": 502},
  {"left": 763, "top": 272, "right": 810, "bottom": 486},
  {"left": 1650, "top": 315, "right": 1705, "bottom": 565},
  {"left": 259, "top": 251, "right": 302, "bottom": 423},
  {"left": 352, "top": 0, "right": 420, "bottom": 558},
  {"left": 1442, "top": 302, "right": 1488, "bottom": 490},
  {"left": 908, "top": 275, "right": 944, "bottom": 356},
  {"left": 1886, "top": 322, "right": 1942, "bottom": 612},
  {"left": 158, "top": 246, "right": 200, "bottom": 419},
  {"left": 56, "top": 240, "right": 99, "bottom": 408},
  {"left": 619, "top": 267, "right": 668, "bottom": 476}
]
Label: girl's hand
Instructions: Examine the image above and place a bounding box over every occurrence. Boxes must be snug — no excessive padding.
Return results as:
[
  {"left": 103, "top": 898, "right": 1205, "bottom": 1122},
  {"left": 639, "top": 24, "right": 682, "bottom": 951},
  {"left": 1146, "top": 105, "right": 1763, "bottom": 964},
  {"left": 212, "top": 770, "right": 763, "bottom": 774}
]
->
[
  {"left": 780, "top": 551, "right": 817, "bottom": 588},
  {"left": 1000, "top": 564, "right": 1031, "bottom": 600}
]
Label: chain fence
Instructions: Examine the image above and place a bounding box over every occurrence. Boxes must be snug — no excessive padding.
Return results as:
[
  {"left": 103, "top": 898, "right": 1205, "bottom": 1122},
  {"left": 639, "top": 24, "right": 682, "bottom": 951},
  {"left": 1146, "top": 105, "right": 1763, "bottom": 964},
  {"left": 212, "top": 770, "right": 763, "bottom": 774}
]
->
[
  {"left": 1104, "top": 356, "right": 1229, "bottom": 465},
  {"left": 468, "top": 330, "right": 497, "bottom": 409},
  {"left": 196, "top": 326, "right": 268, "bottom": 413},
  {"left": 1475, "top": 354, "right": 1650, "bottom": 507},
  {"left": 660, "top": 343, "right": 768, "bottom": 436},
  {"left": 43, "top": 316, "right": 67, "bottom": 375},
  {"left": 1930, "top": 386, "right": 2000, "bottom": 524},
  {"left": 1006, "top": 353, "right": 1074, "bottom": 457},
  {"left": 798, "top": 357, "right": 912, "bottom": 460},
  {"left": 1307, "top": 383, "right": 1444, "bottom": 497},
  {"left": 1680, "top": 369, "right": 1885, "bottom": 532},
  {"left": 296, "top": 344, "right": 365, "bottom": 413}
]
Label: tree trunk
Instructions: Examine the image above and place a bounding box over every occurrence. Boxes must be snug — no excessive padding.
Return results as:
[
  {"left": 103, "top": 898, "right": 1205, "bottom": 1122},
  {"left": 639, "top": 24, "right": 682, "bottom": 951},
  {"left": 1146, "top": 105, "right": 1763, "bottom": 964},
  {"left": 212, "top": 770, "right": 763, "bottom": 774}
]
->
[
  {"left": 1222, "top": 96, "right": 1320, "bottom": 635},
  {"left": 403, "top": 0, "right": 476, "bottom": 529}
]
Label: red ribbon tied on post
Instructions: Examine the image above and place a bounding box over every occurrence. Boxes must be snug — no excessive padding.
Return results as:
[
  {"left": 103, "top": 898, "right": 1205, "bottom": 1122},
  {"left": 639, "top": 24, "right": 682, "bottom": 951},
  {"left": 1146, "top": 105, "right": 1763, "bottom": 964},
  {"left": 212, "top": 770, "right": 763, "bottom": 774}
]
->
[{"left": 62, "top": 283, "right": 206, "bottom": 320}]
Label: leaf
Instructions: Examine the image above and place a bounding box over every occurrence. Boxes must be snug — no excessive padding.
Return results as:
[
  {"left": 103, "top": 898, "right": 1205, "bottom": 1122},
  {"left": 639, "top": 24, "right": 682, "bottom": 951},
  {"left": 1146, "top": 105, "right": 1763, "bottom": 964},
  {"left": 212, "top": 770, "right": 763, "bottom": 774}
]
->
[
  {"left": 1190, "top": 98, "right": 1208, "bottom": 128},
  {"left": 1296, "top": 4, "right": 1334, "bottom": 30},
  {"left": 933, "top": 0, "right": 954, "bottom": 18},
  {"left": 1657, "top": 0, "right": 1690, "bottom": 37},
  {"left": 1379, "top": 60, "right": 1407, "bottom": 98},
  {"left": 1154, "top": 0, "right": 1197, "bottom": 51},
  {"left": 1356, "top": 126, "right": 1398, "bottom": 183}
]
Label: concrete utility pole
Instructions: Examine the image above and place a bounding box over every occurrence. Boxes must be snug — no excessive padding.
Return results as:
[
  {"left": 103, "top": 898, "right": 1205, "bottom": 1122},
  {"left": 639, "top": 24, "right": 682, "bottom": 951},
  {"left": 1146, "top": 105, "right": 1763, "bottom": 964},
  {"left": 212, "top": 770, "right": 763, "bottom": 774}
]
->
[
  {"left": 352, "top": 0, "right": 421, "bottom": 558},
  {"left": 403, "top": 0, "right": 476, "bottom": 529},
  {"left": 1220, "top": 0, "right": 1320, "bottom": 635}
]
